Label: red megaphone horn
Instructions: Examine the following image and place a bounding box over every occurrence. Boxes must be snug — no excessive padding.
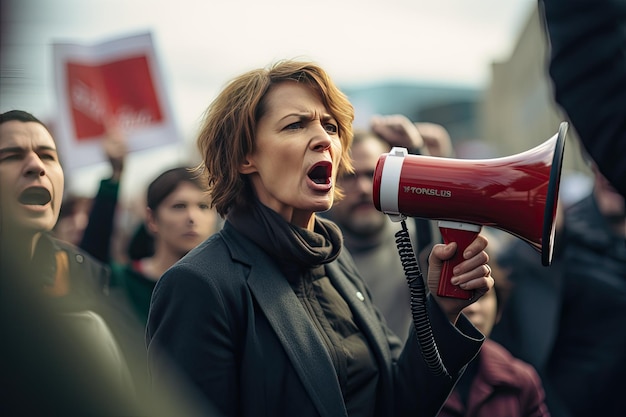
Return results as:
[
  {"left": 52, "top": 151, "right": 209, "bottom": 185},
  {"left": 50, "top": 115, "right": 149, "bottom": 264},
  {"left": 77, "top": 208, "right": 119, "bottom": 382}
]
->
[{"left": 373, "top": 122, "right": 568, "bottom": 299}]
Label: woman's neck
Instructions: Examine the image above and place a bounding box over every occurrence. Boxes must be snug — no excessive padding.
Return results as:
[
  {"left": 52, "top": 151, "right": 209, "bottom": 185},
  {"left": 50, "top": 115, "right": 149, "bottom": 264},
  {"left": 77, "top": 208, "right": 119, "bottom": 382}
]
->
[
  {"left": 291, "top": 211, "right": 315, "bottom": 230},
  {"left": 140, "top": 244, "right": 182, "bottom": 281}
]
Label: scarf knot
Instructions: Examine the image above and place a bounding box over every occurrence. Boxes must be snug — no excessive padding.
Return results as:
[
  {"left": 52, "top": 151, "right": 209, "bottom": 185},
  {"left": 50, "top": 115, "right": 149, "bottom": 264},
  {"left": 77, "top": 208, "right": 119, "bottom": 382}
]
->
[{"left": 227, "top": 200, "right": 343, "bottom": 276}]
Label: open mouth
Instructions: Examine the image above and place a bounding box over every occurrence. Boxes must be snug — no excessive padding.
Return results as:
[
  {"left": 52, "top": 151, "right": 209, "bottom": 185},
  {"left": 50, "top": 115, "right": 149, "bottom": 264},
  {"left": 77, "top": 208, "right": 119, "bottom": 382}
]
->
[
  {"left": 19, "top": 187, "right": 52, "bottom": 205},
  {"left": 307, "top": 161, "right": 332, "bottom": 185}
]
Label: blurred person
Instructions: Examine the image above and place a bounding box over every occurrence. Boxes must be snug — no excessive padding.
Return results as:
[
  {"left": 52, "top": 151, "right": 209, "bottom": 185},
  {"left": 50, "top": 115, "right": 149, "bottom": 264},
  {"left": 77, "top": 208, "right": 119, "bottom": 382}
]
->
[
  {"left": 540, "top": 0, "right": 626, "bottom": 198},
  {"left": 75, "top": 125, "right": 218, "bottom": 325},
  {"left": 108, "top": 166, "right": 218, "bottom": 325},
  {"left": 437, "top": 231, "right": 550, "bottom": 417},
  {"left": 371, "top": 114, "right": 457, "bottom": 264},
  {"left": 80, "top": 166, "right": 218, "bottom": 401},
  {"left": 0, "top": 109, "right": 138, "bottom": 415},
  {"left": 52, "top": 122, "right": 126, "bottom": 252},
  {"left": 77, "top": 122, "right": 128, "bottom": 263},
  {"left": 146, "top": 59, "right": 495, "bottom": 417},
  {"left": 0, "top": 110, "right": 222, "bottom": 416},
  {"left": 323, "top": 115, "right": 453, "bottom": 342},
  {"left": 323, "top": 128, "right": 418, "bottom": 342},
  {"left": 491, "top": 144, "right": 626, "bottom": 417},
  {"left": 414, "top": 122, "right": 455, "bottom": 159}
]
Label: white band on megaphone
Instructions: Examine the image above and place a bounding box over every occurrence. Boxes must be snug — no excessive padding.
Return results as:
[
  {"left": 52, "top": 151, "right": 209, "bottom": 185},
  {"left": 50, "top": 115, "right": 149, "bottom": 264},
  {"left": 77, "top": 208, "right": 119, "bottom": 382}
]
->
[{"left": 380, "top": 147, "right": 407, "bottom": 217}]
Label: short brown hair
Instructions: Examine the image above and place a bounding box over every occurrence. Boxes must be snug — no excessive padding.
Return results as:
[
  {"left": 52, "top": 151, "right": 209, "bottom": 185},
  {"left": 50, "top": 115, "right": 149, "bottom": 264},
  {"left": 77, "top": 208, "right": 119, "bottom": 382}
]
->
[{"left": 196, "top": 59, "right": 354, "bottom": 217}]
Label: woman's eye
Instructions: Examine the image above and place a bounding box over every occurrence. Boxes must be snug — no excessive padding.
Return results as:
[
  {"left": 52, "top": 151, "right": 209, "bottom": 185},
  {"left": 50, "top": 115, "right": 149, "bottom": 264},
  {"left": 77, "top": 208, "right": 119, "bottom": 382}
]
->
[
  {"left": 324, "top": 123, "right": 338, "bottom": 134},
  {"left": 285, "top": 121, "right": 303, "bottom": 130},
  {"left": 172, "top": 203, "right": 186, "bottom": 209},
  {"left": 199, "top": 204, "right": 210, "bottom": 210}
]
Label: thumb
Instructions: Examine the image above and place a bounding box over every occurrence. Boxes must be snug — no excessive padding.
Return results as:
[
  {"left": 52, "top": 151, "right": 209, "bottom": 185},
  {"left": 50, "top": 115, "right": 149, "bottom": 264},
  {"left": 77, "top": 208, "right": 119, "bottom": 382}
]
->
[
  {"left": 429, "top": 242, "right": 457, "bottom": 265},
  {"left": 427, "top": 243, "right": 457, "bottom": 294}
]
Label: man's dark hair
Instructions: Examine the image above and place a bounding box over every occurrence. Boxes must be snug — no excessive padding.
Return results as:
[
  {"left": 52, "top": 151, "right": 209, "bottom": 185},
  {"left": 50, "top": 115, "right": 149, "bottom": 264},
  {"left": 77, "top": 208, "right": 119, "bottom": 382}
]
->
[{"left": 0, "top": 109, "right": 43, "bottom": 124}]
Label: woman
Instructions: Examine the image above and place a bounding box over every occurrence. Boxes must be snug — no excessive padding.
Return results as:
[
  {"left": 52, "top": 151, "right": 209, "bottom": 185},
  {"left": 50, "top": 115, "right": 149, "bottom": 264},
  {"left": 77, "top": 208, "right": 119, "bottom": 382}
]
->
[
  {"left": 79, "top": 166, "right": 218, "bottom": 405},
  {"left": 146, "top": 60, "right": 494, "bottom": 417},
  {"left": 110, "top": 167, "right": 218, "bottom": 325}
]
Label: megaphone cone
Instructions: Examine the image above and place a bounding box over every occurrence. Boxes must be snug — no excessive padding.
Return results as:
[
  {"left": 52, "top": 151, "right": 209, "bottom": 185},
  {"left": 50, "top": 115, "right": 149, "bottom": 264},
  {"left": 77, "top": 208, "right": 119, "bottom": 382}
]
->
[{"left": 373, "top": 122, "right": 568, "bottom": 299}]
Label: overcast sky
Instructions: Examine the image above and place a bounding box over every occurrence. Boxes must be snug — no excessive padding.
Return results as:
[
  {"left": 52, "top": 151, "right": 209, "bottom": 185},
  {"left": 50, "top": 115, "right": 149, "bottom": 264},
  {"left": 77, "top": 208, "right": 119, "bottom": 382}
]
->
[{"left": 0, "top": 0, "right": 538, "bottom": 199}]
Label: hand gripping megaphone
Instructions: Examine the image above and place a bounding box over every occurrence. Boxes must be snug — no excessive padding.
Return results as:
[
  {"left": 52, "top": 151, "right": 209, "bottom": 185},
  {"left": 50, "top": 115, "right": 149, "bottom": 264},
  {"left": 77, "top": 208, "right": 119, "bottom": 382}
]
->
[{"left": 373, "top": 122, "right": 568, "bottom": 299}]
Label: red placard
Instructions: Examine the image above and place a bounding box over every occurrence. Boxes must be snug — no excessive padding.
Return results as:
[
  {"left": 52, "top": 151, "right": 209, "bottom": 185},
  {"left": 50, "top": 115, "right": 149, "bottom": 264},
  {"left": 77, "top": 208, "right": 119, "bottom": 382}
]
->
[
  {"left": 66, "top": 56, "right": 164, "bottom": 140},
  {"left": 53, "top": 32, "right": 179, "bottom": 173}
]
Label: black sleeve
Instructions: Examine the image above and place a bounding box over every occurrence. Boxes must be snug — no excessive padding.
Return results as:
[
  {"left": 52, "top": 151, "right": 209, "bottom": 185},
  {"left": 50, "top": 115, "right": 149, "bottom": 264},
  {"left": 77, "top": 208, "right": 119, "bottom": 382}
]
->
[
  {"left": 539, "top": 0, "right": 626, "bottom": 197},
  {"left": 79, "top": 178, "right": 120, "bottom": 263}
]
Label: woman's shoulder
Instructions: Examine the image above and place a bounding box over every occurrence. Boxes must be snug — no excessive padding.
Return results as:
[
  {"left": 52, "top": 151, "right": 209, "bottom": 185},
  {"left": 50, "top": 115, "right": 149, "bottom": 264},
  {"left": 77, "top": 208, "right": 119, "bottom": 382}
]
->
[{"left": 168, "top": 232, "right": 233, "bottom": 276}]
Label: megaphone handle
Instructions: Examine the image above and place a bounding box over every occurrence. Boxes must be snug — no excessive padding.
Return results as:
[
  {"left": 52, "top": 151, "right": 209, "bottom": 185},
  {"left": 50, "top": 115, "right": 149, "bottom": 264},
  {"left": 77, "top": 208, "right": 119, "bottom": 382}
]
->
[{"left": 437, "top": 221, "right": 482, "bottom": 299}]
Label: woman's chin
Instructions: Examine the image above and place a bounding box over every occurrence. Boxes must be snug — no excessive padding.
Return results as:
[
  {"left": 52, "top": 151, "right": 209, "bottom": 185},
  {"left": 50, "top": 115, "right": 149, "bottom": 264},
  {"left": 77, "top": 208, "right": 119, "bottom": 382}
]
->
[{"left": 311, "top": 198, "right": 333, "bottom": 214}]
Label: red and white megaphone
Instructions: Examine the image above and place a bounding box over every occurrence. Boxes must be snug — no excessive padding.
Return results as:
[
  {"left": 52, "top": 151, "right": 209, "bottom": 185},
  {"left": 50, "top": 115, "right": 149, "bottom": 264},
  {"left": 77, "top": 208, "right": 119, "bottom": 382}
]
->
[{"left": 373, "top": 122, "right": 568, "bottom": 299}]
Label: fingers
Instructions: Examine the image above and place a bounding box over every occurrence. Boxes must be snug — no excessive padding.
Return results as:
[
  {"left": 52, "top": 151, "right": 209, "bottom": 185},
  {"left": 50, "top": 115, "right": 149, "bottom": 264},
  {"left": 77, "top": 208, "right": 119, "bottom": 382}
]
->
[
  {"left": 448, "top": 234, "right": 490, "bottom": 290},
  {"left": 370, "top": 114, "right": 423, "bottom": 149},
  {"left": 484, "top": 264, "right": 492, "bottom": 277},
  {"left": 463, "top": 233, "right": 488, "bottom": 258},
  {"left": 451, "top": 257, "right": 493, "bottom": 295}
]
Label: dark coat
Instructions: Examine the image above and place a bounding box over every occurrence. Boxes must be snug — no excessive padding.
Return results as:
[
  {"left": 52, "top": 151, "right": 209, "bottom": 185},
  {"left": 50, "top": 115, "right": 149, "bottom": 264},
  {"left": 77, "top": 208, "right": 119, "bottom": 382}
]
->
[
  {"left": 147, "top": 221, "right": 485, "bottom": 417},
  {"left": 540, "top": 0, "right": 626, "bottom": 198},
  {"left": 438, "top": 339, "right": 550, "bottom": 417},
  {"left": 36, "top": 234, "right": 111, "bottom": 311},
  {"left": 546, "top": 195, "right": 626, "bottom": 417},
  {"left": 492, "top": 195, "right": 626, "bottom": 417},
  {"left": 0, "top": 233, "right": 139, "bottom": 416}
]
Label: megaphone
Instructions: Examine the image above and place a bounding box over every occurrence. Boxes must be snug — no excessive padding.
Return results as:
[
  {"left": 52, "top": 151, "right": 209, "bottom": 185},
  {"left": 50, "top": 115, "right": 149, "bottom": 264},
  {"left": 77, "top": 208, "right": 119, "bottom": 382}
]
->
[{"left": 373, "top": 122, "right": 568, "bottom": 299}]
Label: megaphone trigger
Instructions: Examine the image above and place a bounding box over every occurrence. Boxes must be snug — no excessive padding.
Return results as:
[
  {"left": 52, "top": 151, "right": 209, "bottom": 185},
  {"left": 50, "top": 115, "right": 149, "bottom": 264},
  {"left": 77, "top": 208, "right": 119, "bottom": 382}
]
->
[{"left": 437, "top": 221, "right": 482, "bottom": 299}]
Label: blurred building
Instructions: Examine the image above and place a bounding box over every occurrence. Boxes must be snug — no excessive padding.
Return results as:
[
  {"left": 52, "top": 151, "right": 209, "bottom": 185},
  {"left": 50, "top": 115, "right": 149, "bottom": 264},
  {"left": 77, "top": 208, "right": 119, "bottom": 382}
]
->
[
  {"left": 342, "top": 81, "right": 481, "bottom": 145},
  {"left": 343, "top": 4, "right": 591, "bottom": 178},
  {"left": 480, "top": 3, "right": 591, "bottom": 174}
]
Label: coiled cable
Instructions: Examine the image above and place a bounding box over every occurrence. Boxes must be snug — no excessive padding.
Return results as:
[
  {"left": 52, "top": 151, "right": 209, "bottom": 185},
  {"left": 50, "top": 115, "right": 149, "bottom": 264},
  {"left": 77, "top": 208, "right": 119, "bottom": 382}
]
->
[{"left": 395, "top": 219, "right": 451, "bottom": 378}]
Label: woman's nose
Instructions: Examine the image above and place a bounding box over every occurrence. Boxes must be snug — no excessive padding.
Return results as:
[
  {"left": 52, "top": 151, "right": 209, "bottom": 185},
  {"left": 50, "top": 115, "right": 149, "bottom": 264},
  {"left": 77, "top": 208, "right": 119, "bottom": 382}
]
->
[{"left": 310, "top": 125, "right": 332, "bottom": 152}]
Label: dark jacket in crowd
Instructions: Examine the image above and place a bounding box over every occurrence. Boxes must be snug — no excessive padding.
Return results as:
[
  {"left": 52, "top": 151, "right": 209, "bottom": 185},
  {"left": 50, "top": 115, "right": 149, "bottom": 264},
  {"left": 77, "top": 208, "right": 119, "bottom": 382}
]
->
[
  {"left": 78, "top": 177, "right": 158, "bottom": 402},
  {"left": 0, "top": 233, "right": 138, "bottom": 416},
  {"left": 80, "top": 177, "right": 120, "bottom": 264},
  {"left": 147, "top": 221, "right": 485, "bottom": 417},
  {"left": 493, "top": 194, "right": 626, "bottom": 417},
  {"left": 540, "top": 0, "right": 626, "bottom": 197}
]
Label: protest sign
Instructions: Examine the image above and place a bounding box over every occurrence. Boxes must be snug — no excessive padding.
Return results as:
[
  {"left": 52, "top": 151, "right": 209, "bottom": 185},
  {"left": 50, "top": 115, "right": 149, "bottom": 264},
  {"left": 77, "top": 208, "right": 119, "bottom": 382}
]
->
[{"left": 52, "top": 31, "right": 179, "bottom": 173}]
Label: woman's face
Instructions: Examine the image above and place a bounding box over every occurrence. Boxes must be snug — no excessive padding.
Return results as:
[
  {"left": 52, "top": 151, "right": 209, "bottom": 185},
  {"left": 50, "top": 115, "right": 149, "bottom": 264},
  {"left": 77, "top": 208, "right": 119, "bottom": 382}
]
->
[
  {"left": 147, "top": 182, "right": 216, "bottom": 257},
  {"left": 241, "top": 82, "right": 342, "bottom": 229}
]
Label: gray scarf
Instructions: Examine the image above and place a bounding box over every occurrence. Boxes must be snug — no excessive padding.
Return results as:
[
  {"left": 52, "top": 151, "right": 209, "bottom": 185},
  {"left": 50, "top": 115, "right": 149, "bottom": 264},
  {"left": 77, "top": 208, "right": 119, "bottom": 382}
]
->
[{"left": 227, "top": 199, "right": 343, "bottom": 275}]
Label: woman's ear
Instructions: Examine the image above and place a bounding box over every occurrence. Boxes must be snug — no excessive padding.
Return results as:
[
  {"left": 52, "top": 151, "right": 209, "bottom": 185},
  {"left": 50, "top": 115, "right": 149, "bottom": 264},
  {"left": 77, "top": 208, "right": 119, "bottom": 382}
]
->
[
  {"left": 239, "top": 157, "right": 257, "bottom": 174},
  {"left": 146, "top": 207, "right": 158, "bottom": 235}
]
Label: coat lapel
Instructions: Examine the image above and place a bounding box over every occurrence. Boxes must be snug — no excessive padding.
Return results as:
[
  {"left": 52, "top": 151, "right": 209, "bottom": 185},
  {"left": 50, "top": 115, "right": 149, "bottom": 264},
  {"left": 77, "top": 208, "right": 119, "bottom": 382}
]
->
[{"left": 222, "top": 225, "right": 347, "bottom": 417}]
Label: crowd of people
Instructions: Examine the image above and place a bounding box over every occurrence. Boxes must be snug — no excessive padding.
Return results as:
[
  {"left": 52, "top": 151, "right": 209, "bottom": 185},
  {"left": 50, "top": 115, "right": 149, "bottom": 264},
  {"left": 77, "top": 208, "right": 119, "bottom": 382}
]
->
[{"left": 1, "top": 0, "right": 625, "bottom": 415}]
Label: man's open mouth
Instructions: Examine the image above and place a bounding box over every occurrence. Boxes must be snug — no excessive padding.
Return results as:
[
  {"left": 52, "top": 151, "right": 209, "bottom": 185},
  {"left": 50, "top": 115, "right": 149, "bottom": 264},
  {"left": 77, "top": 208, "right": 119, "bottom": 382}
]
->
[{"left": 19, "top": 187, "right": 52, "bottom": 205}]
